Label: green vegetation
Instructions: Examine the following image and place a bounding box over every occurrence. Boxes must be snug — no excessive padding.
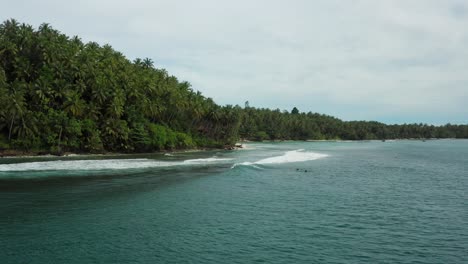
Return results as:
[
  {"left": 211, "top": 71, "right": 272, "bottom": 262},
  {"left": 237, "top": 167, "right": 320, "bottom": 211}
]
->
[
  {"left": 0, "top": 20, "right": 467, "bottom": 155},
  {"left": 239, "top": 106, "right": 468, "bottom": 141},
  {"left": 0, "top": 19, "right": 241, "bottom": 154}
]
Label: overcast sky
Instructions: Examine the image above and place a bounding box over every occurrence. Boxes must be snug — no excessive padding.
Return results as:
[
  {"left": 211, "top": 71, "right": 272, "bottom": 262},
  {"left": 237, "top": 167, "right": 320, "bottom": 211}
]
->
[{"left": 2, "top": 0, "right": 468, "bottom": 124}]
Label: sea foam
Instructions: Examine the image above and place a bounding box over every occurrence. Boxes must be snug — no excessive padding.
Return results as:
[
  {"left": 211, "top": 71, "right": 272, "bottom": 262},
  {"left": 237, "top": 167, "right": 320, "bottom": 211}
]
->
[
  {"left": 0, "top": 157, "right": 233, "bottom": 172},
  {"left": 232, "top": 149, "right": 328, "bottom": 168}
]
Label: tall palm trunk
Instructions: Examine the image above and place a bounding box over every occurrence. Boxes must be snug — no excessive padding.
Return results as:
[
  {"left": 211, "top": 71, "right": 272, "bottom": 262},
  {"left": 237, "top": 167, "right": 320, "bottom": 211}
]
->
[{"left": 8, "top": 114, "right": 15, "bottom": 141}]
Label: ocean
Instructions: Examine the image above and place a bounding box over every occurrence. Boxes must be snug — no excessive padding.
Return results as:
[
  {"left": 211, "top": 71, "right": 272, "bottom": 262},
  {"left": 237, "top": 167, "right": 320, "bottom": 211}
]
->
[{"left": 1, "top": 140, "right": 467, "bottom": 263}]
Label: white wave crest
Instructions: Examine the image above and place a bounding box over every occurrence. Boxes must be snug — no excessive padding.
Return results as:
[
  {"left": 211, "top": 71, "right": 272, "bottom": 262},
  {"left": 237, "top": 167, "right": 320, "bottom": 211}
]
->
[
  {"left": 232, "top": 149, "right": 328, "bottom": 168},
  {"left": 183, "top": 157, "right": 232, "bottom": 163},
  {"left": 255, "top": 149, "right": 328, "bottom": 164},
  {"left": 231, "top": 162, "right": 263, "bottom": 169},
  {"left": 0, "top": 157, "right": 233, "bottom": 172}
]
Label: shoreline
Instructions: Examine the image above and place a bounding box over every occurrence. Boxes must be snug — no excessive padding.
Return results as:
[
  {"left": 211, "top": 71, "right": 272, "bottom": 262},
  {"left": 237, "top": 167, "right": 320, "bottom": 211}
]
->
[
  {"left": 242, "top": 138, "right": 458, "bottom": 143},
  {"left": 0, "top": 138, "right": 462, "bottom": 159},
  {"left": 0, "top": 148, "right": 217, "bottom": 159},
  {"left": 0, "top": 143, "right": 246, "bottom": 159}
]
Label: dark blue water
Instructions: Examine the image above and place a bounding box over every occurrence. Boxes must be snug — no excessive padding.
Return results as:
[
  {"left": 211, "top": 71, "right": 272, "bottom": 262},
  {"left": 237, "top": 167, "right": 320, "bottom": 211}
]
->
[{"left": 1, "top": 140, "right": 467, "bottom": 263}]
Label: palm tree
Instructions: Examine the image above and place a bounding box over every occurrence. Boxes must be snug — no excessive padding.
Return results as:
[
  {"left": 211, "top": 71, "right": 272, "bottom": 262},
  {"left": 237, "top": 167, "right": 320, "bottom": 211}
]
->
[
  {"left": 63, "top": 91, "right": 85, "bottom": 117},
  {"left": 13, "top": 110, "right": 38, "bottom": 140},
  {"left": 142, "top": 58, "right": 154, "bottom": 69},
  {"left": 4, "top": 88, "right": 27, "bottom": 140}
]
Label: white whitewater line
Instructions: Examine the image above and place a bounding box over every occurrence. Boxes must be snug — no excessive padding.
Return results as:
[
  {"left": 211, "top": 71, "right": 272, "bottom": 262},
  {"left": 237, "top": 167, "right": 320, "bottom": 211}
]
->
[
  {"left": 231, "top": 149, "right": 328, "bottom": 168},
  {"left": 255, "top": 149, "right": 328, "bottom": 164},
  {"left": 183, "top": 157, "right": 232, "bottom": 163},
  {"left": 0, "top": 157, "right": 233, "bottom": 172}
]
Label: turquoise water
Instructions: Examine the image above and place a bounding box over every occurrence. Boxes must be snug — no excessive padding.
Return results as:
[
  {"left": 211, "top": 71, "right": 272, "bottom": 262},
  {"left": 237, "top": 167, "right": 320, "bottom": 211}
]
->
[{"left": 1, "top": 140, "right": 467, "bottom": 263}]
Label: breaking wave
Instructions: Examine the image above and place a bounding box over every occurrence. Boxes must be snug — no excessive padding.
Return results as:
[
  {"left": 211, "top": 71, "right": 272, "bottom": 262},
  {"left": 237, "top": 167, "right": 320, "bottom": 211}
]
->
[
  {"left": 232, "top": 149, "right": 328, "bottom": 168},
  {"left": 0, "top": 157, "right": 233, "bottom": 172}
]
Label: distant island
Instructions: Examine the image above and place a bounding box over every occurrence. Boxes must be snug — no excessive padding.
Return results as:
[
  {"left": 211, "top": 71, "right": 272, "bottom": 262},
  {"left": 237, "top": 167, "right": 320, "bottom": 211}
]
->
[{"left": 1, "top": 19, "right": 467, "bottom": 156}]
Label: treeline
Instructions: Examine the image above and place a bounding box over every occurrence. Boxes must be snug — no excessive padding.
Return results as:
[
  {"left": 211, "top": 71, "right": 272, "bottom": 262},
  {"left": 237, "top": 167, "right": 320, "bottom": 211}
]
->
[
  {"left": 0, "top": 19, "right": 241, "bottom": 154},
  {"left": 0, "top": 20, "right": 467, "bottom": 154},
  {"left": 239, "top": 106, "right": 468, "bottom": 141}
]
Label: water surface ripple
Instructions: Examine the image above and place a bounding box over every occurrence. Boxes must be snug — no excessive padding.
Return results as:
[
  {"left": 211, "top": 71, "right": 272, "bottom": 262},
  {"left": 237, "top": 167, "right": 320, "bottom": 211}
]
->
[{"left": 1, "top": 140, "right": 467, "bottom": 263}]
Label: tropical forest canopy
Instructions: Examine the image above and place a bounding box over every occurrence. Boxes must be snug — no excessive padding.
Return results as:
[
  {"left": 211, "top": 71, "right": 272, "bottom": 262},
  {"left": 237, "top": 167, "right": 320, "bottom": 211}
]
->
[{"left": 0, "top": 19, "right": 467, "bottom": 154}]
